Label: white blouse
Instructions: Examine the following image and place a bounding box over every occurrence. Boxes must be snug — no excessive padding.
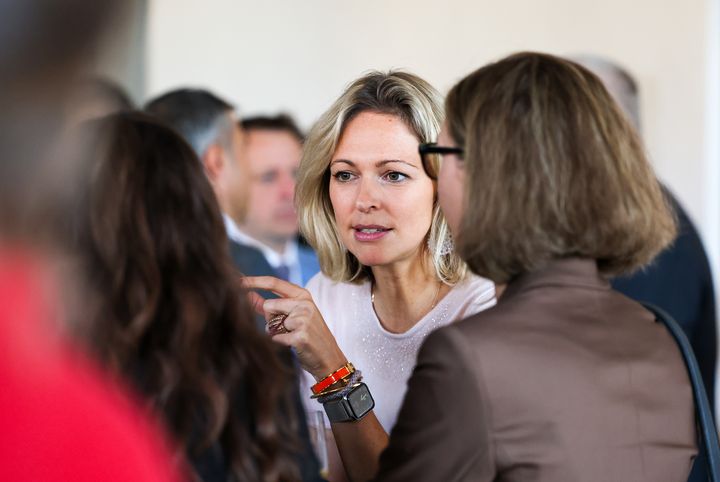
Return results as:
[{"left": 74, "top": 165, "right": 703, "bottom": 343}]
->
[{"left": 301, "top": 273, "right": 496, "bottom": 432}]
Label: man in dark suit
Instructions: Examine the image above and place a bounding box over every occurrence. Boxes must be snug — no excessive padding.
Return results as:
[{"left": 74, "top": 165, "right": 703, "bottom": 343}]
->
[
  {"left": 144, "top": 89, "right": 279, "bottom": 292},
  {"left": 144, "top": 90, "right": 275, "bottom": 278},
  {"left": 229, "top": 241, "right": 275, "bottom": 276},
  {"left": 229, "top": 241, "right": 279, "bottom": 321},
  {"left": 229, "top": 115, "right": 321, "bottom": 286},
  {"left": 612, "top": 189, "right": 716, "bottom": 407}
]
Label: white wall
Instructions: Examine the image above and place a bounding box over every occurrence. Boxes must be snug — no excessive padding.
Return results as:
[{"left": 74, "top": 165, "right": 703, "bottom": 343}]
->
[{"left": 146, "top": 0, "right": 720, "bottom": 281}]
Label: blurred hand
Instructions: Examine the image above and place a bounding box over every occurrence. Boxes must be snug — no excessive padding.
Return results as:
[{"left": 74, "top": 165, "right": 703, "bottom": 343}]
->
[{"left": 242, "top": 276, "right": 347, "bottom": 381}]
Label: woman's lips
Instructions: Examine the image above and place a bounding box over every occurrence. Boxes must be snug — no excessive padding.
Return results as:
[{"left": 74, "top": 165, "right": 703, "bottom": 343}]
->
[{"left": 353, "top": 226, "right": 391, "bottom": 242}]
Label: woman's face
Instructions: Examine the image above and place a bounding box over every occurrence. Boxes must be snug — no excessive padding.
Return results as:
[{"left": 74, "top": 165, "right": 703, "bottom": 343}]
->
[
  {"left": 437, "top": 124, "right": 465, "bottom": 236},
  {"left": 329, "top": 112, "right": 435, "bottom": 268}
]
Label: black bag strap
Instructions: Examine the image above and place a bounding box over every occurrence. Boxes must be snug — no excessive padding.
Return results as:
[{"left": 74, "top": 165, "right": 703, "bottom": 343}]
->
[{"left": 643, "top": 302, "right": 720, "bottom": 481}]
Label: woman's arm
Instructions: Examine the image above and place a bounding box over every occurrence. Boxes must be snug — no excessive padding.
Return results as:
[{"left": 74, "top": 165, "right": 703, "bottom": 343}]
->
[
  {"left": 325, "top": 428, "right": 348, "bottom": 482},
  {"left": 330, "top": 413, "right": 388, "bottom": 481},
  {"left": 243, "top": 276, "right": 390, "bottom": 481}
]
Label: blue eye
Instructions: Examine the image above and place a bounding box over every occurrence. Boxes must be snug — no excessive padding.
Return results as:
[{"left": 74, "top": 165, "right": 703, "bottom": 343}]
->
[
  {"left": 333, "top": 171, "right": 356, "bottom": 182},
  {"left": 383, "top": 171, "right": 409, "bottom": 182}
]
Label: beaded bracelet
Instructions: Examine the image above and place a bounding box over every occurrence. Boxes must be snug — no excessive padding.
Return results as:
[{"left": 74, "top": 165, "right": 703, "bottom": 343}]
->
[{"left": 311, "top": 362, "right": 355, "bottom": 395}]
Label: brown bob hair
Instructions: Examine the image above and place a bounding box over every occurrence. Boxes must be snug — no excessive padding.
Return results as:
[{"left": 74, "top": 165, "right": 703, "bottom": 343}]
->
[{"left": 445, "top": 52, "right": 676, "bottom": 283}]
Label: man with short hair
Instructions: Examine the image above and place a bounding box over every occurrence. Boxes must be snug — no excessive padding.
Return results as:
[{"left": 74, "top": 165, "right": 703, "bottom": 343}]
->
[
  {"left": 144, "top": 89, "right": 274, "bottom": 277},
  {"left": 232, "top": 114, "right": 319, "bottom": 285}
]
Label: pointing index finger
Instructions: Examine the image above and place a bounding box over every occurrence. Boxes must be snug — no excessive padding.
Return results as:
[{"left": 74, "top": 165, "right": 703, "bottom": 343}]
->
[
  {"left": 246, "top": 290, "right": 266, "bottom": 315},
  {"left": 241, "top": 276, "right": 308, "bottom": 299}
]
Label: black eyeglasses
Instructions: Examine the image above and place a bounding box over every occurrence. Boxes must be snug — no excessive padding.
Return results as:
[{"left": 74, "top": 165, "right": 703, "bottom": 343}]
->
[{"left": 419, "top": 143, "right": 464, "bottom": 180}]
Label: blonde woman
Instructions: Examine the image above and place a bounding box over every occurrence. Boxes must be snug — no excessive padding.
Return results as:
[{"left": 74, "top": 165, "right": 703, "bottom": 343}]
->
[{"left": 245, "top": 71, "right": 495, "bottom": 480}]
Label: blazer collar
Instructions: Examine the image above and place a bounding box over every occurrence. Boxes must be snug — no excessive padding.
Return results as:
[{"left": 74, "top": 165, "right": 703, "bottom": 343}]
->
[{"left": 500, "top": 257, "right": 610, "bottom": 303}]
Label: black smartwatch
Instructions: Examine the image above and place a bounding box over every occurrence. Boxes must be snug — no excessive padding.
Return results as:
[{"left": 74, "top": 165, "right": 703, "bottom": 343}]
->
[{"left": 323, "top": 383, "right": 375, "bottom": 423}]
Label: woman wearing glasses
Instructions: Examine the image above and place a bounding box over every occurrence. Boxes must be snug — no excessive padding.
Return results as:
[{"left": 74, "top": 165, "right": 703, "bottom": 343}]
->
[
  {"left": 244, "top": 71, "right": 495, "bottom": 481},
  {"left": 374, "top": 52, "right": 696, "bottom": 481}
]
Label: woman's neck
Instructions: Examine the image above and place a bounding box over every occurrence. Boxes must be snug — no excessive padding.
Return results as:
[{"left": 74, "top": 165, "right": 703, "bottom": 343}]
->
[{"left": 370, "top": 258, "right": 449, "bottom": 334}]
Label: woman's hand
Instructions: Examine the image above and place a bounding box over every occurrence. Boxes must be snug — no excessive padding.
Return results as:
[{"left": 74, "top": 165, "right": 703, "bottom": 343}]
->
[{"left": 242, "top": 276, "right": 348, "bottom": 381}]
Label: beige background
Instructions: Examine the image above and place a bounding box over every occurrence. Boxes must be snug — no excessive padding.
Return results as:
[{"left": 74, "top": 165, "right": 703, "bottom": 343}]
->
[
  {"left": 104, "top": 0, "right": 720, "bottom": 399},
  {"left": 144, "top": 0, "right": 719, "bottom": 263}
]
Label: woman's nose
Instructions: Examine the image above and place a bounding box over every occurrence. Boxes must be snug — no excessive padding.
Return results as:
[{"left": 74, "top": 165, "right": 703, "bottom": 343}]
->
[{"left": 355, "top": 178, "right": 380, "bottom": 213}]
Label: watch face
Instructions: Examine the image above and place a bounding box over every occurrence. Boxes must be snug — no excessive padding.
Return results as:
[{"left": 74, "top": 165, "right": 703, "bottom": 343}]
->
[{"left": 348, "top": 383, "right": 375, "bottom": 419}]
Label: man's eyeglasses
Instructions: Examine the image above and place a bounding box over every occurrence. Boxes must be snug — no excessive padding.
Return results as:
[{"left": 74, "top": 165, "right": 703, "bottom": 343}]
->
[{"left": 419, "top": 143, "right": 464, "bottom": 180}]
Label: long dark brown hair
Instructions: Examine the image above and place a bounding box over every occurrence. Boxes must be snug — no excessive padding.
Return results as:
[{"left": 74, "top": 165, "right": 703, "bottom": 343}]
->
[{"left": 72, "top": 112, "right": 300, "bottom": 481}]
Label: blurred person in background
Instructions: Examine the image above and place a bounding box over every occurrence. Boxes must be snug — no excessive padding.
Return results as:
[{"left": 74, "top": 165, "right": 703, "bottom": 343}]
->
[
  {"left": 573, "top": 56, "right": 717, "bottom": 418},
  {"left": 234, "top": 114, "right": 320, "bottom": 285},
  {"left": 69, "top": 76, "right": 134, "bottom": 123},
  {"left": 375, "top": 52, "right": 696, "bottom": 482},
  {"left": 574, "top": 55, "right": 717, "bottom": 482},
  {"left": 245, "top": 71, "right": 496, "bottom": 481},
  {"left": 145, "top": 89, "right": 274, "bottom": 278},
  {"left": 69, "top": 111, "right": 323, "bottom": 482},
  {"left": 0, "top": 0, "right": 182, "bottom": 480},
  {"left": 145, "top": 89, "right": 327, "bottom": 477}
]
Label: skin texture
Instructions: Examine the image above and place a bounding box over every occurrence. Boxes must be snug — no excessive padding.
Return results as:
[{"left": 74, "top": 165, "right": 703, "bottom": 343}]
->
[
  {"left": 238, "top": 129, "right": 302, "bottom": 253},
  {"left": 329, "top": 112, "right": 435, "bottom": 271}
]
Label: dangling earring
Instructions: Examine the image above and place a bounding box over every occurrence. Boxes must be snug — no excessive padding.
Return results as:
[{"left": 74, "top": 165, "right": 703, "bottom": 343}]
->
[
  {"left": 439, "top": 234, "right": 454, "bottom": 256},
  {"left": 429, "top": 232, "right": 454, "bottom": 257}
]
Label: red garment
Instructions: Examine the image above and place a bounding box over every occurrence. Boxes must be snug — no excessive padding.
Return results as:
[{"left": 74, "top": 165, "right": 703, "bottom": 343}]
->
[{"left": 0, "top": 250, "right": 185, "bottom": 482}]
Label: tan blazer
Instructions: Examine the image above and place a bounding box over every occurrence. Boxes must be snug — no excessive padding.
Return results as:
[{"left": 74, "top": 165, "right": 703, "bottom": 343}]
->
[{"left": 375, "top": 258, "right": 696, "bottom": 482}]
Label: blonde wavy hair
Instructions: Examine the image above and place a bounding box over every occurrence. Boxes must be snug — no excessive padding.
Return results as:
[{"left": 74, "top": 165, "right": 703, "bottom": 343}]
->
[{"left": 296, "top": 71, "right": 467, "bottom": 285}]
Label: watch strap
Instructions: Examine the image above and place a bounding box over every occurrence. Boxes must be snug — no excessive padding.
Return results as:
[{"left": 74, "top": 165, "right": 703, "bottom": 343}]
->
[{"left": 323, "top": 383, "right": 375, "bottom": 423}]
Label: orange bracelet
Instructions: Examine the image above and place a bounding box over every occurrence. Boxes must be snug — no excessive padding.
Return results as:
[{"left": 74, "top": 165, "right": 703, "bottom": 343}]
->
[{"left": 311, "top": 362, "right": 355, "bottom": 395}]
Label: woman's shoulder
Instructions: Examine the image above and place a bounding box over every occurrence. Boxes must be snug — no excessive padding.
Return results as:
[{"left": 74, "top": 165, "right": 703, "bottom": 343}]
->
[
  {"left": 446, "top": 274, "right": 496, "bottom": 318},
  {"left": 460, "top": 274, "right": 496, "bottom": 298}
]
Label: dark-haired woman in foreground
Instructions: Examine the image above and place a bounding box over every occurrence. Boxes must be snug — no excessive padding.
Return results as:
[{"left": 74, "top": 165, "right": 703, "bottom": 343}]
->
[
  {"left": 70, "top": 112, "right": 322, "bottom": 481},
  {"left": 375, "top": 52, "right": 696, "bottom": 481}
]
